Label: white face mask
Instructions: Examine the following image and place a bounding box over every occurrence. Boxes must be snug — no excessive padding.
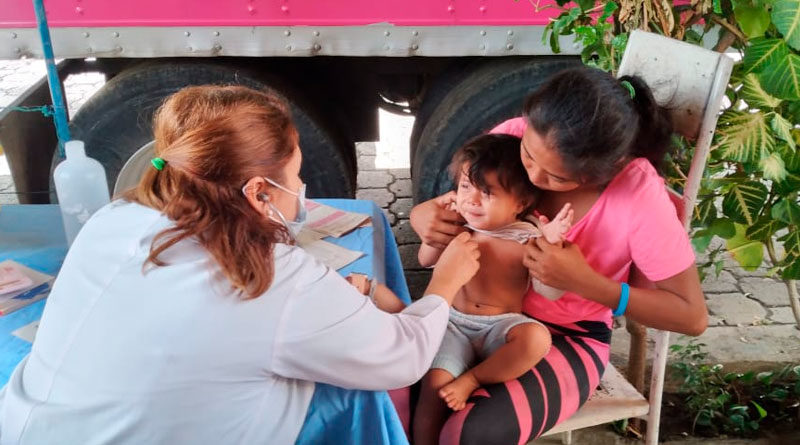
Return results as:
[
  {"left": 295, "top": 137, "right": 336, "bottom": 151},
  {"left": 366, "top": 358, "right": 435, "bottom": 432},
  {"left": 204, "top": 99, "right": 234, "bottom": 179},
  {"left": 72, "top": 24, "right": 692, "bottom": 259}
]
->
[
  {"left": 263, "top": 176, "right": 307, "bottom": 239},
  {"left": 243, "top": 177, "right": 307, "bottom": 239}
]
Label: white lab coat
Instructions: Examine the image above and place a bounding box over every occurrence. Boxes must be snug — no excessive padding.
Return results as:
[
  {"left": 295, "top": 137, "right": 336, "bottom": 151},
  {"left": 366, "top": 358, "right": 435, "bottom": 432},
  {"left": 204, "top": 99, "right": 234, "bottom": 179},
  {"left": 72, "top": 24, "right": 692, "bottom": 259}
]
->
[{"left": 0, "top": 201, "right": 448, "bottom": 445}]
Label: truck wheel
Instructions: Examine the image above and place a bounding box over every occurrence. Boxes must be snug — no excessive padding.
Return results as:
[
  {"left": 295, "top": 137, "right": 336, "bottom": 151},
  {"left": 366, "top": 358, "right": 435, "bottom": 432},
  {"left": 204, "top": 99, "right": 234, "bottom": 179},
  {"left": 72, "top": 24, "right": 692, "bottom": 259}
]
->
[
  {"left": 51, "top": 62, "right": 356, "bottom": 200},
  {"left": 411, "top": 58, "right": 578, "bottom": 203}
]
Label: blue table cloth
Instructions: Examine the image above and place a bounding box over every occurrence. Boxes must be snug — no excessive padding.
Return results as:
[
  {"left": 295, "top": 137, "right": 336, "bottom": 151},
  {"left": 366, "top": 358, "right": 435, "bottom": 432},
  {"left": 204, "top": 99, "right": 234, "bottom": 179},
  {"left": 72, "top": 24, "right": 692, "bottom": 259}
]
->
[{"left": 0, "top": 200, "right": 412, "bottom": 445}]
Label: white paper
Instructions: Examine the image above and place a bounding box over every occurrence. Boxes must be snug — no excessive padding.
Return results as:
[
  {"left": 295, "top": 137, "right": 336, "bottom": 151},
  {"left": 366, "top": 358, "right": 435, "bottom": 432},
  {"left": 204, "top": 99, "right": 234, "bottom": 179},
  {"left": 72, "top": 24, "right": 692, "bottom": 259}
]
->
[
  {"left": 302, "top": 201, "right": 371, "bottom": 238},
  {"left": 296, "top": 231, "right": 364, "bottom": 271},
  {"left": 12, "top": 320, "right": 39, "bottom": 343}
]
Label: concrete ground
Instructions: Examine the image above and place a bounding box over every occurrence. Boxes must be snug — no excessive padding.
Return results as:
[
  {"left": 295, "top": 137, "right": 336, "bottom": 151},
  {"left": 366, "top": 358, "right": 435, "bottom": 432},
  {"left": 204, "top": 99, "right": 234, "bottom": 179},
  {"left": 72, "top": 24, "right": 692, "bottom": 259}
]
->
[{"left": 1, "top": 61, "right": 798, "bottom": 442}]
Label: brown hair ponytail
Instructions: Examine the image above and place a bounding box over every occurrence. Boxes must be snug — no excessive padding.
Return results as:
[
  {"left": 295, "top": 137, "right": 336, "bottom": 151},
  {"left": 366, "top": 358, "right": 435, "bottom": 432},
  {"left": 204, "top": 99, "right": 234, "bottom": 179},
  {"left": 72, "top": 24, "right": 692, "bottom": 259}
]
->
[{"left": 125, "top": 85, "right": 298, "bottom": 299}]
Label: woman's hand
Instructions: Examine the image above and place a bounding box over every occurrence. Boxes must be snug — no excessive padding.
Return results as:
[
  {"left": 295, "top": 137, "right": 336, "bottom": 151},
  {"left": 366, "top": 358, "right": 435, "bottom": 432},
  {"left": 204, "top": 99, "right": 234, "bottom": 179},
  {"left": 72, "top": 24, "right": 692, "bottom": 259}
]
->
[
  {"left": 410, "top": 191, "right": 466, "bottom": 250},
  {"left": 523, "top": 237, "right": 598, "bottom": 294},
  {"left": 426, "top": 232, "right": 480, "bottom": 303}
]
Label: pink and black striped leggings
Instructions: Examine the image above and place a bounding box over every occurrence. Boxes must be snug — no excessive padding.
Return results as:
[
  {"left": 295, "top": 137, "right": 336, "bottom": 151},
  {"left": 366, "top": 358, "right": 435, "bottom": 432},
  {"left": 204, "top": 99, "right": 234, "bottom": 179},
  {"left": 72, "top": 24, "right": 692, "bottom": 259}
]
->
[{"left": 439, "top": 319, "right": 611, "bottom": 445}]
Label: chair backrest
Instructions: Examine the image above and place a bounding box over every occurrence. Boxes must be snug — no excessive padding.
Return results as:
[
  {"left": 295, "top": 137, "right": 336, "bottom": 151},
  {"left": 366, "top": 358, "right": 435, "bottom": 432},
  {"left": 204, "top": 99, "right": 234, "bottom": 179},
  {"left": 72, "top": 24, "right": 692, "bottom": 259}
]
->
[
  {"left": 618, "top": 30, "right": 734, "bottom": 229},
  {"left": 616, "top": 30, "right": 733, "bottom": 445},
  {"left": 113, "top": 141, "right": 155, "bottom": 197}
]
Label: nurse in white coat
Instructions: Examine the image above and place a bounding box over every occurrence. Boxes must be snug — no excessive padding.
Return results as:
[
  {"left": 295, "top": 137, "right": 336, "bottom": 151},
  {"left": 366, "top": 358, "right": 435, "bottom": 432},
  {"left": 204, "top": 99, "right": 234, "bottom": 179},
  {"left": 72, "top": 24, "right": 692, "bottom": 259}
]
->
[{"left": 0, "top": 85, "right": 480, "bottom": 445}]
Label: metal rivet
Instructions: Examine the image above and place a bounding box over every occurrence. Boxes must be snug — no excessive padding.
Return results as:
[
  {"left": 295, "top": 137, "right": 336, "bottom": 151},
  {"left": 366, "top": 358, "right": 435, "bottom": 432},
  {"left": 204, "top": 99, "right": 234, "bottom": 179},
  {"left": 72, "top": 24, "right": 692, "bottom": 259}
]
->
[
  {"left": 480, "top": 30, "right": 486, "bottom": 36},
  {"left": 184, "top": 31, "right": 191, "bottom": 37},
  {"left": 112, "top": 32, "right": 119, "bottom": 37},
  {"left": 384, "top": 44, "right": 390, "bottom": 51},
  {"left": 87, "top": 47, "right": 93, "bottom": 53},
  {"left": 82, "top": 31, "right": 90, "bottom": 38},
  {"left": 411, "top": 44, "right": 419, "bottom": 51},
  {"left": 281, "top": 5, "right": 289, "bottom": 12},
  {"left": 186, "top": 46, "right": 193, "bottom": 52},
  {"left": 248, "top": 5, "right": 256, "bottom": 13},
  {"left": 412, "top": 30, "right": 419, "bottom": 36},
  {"left": 10, "top": 32, "right": 17, "bottom": 39},
  {"left": 313, "top": 30, "right": 320, "bottom": 36},
  {"left": 14, "top": 47, "right": 20, "bottom": 54},
  {"left": 384, "top": 30, "right": 390, "bottom": 36},
  {"left": 284, "top": 30, "right": 291, "bottom": 36},
  {"left": 506, "top": 43, "right": 514, "bottom": 50},
  {"left": 313, "top": 43, "right": 321, "bottom": 51},
  {"left": 479, "top": 44, "right": 486, "bottom": 50},
  {"left": 447, "top": 5, "right": 455, "bottom": 12},
  {"left": 114, "top": 45, "right": 122, "bottom": 52},
  {"left": 213, "top": 31, "right": 220, "bottom": 36},
  {"left": 286, "top": 44, "right": 292, "bottom": 51},
  {"left": 75, "top": 6, "right": 83, "bottom": 14},
  {"left": 479, "top": 6, "right": 487, "bottom": 12},
  {"left": 213, "top": 44, "right": 222, "bottom": 52},
  {"left": 507, "top": 30, "right": 514, "bottom": 36}
]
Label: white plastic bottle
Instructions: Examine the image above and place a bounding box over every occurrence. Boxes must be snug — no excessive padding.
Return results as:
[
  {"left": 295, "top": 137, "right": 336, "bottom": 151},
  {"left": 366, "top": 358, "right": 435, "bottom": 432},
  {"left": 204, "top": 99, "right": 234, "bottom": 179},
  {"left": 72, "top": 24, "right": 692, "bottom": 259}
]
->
[{"left": 53, "top": 140, "right": 110, "bottom": 246}]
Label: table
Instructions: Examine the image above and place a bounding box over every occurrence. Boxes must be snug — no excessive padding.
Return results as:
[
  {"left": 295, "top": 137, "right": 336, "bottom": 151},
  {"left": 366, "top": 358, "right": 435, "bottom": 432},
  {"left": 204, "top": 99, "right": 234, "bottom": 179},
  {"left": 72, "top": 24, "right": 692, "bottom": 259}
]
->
[{"left": 0, "top": 200, "right": 413, "bottom": 445}]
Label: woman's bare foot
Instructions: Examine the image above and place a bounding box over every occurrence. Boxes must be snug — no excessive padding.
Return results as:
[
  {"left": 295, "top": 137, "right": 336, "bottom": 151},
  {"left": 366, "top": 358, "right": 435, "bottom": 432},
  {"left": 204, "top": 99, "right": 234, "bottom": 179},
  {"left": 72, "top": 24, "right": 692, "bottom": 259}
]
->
[{"left": 438, "top": 371, "right": 480, "bottom": 411}]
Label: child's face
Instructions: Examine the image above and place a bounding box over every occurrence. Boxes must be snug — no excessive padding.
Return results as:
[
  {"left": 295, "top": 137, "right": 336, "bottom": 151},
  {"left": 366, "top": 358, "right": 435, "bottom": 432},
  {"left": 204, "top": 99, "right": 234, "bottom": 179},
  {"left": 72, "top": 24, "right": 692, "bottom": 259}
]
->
[{"left": 455, "top": 165, "right": 525, "bottom": 230}]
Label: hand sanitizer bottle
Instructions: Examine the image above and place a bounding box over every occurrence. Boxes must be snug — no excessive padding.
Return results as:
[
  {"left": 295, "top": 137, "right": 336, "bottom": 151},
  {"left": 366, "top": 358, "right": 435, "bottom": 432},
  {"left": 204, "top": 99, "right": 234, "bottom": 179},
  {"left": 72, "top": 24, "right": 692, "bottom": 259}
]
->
[{"left": 53, "top": 140, "right": 110, "bottom": 246}]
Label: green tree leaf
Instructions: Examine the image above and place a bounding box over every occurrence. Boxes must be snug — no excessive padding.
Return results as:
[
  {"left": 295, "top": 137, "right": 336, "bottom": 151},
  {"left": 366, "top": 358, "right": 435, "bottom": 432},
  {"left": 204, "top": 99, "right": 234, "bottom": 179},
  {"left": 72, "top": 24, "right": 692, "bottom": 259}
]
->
[
  {"left": 727, "top": 223, "right": 765, "bottom": 270},
  {"left": 743, "top": 38, "right": 790, "bottom": 74},
  {"left": 761, "top": 151, "right": 789, "bottom": 181},
  {"left": 746, "top": 216, "right": 788, "bottom": 240},
  {"left": 710, "top": 218, "right": 738, "bottom": 238},
  {"left": 736, "top": 5, "right": 772, "bottom": 38},
  {"left": 772, "top": 0, "right": 800, "bottom": 50},
  {"left": 771, "top": 113, "right": 796, "bottom": 149},
  {"left": 694, "top": 197, "right": 718, "bottom": 226},
  {"left": 741, "top": 74, "right": 783, "bottom": 108},
  {"left": 717, "top": 111, "right": 775, "bottom": 162},
  {"left": 760, "top": 53, "right": 800, "bottom": 100},
  {"left": 722, "top": 181, "right": 769, "bottom": 225},
  {"left": 576, "top": 0, "right": 595, "bottom": 12},
  {"left": 771, "top": 197, "right": 800, "bottom": 224},
  {"left": 785, "top": 100, "right": 800, "bottom": 122},
  {"left": 600, "top": 1, "right": 618, "bottom": 22},
  {"left": 779, "top": 230, "right": 800, "bottom": 278}
]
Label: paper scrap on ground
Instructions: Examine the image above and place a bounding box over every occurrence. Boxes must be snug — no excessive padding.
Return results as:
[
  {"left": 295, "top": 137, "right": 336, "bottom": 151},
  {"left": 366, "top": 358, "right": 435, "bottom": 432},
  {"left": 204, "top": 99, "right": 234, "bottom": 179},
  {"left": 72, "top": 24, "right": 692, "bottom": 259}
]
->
[
  {"left": 12, "top": 320, "right": 39, "bottom": 343},
  {"left": 297, "top": 231, "right": 364, "bottom": 271},
  {"left": 303, "top": 200, "right": 371, "bottom": 239},
  {"left": 0, "top": 260, "right": 55, "bottom": 316}
]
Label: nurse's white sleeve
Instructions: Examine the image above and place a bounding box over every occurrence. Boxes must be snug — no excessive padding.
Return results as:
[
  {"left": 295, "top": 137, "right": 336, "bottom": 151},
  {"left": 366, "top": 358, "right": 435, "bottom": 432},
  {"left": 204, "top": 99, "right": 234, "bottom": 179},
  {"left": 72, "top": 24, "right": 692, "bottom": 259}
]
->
[{"left": 271, "top": 250, "right": 449, "bottom": 390}]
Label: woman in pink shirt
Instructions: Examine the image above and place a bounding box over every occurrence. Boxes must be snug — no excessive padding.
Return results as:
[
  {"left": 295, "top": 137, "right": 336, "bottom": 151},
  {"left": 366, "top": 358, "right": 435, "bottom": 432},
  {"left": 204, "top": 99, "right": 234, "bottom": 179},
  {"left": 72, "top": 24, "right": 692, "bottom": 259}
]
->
[{"left": 409, "top": 66, "right": 707, "bottom": 444}]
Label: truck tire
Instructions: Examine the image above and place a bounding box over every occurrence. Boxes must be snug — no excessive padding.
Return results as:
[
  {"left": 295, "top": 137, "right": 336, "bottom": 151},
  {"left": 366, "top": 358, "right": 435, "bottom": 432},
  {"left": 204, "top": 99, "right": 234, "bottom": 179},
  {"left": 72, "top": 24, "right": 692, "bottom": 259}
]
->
[
  {"left": 411, "top": 58, "right": 578, "bottom": 203},
  {"left": 51, "top": 62, "right": 356, "bottom": 200}
]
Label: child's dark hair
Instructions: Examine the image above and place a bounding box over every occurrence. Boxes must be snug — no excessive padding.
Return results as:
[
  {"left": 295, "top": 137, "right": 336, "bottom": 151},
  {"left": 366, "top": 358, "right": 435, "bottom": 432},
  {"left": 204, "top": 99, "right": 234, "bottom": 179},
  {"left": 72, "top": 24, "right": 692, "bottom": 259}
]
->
[
  {"left": 523, "top": 66, "right": 673, "bottom": 184},
  {"left": 449, "top": 134, "right": 540, "bottom": 218}
]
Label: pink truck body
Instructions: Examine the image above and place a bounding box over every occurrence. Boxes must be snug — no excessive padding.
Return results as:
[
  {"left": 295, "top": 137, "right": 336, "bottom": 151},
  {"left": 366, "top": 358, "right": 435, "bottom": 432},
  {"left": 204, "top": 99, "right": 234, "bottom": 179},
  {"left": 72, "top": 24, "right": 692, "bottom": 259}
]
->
[{"left": 0, "top": 1, "right": 580, "bottom": 204}]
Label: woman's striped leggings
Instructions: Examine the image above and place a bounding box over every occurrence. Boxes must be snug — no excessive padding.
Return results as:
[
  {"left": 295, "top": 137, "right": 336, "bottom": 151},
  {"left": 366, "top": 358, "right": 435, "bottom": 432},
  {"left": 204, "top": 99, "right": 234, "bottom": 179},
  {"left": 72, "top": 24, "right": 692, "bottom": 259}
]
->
[{"left": 439, "top": 319, "right": 611, "bottom": 445}]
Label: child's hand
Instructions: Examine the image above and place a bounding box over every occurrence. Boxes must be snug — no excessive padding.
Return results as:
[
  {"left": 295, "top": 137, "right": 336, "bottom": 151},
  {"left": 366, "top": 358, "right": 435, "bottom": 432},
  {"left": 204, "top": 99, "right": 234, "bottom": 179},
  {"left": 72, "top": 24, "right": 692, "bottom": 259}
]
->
[
  {"left": 540, "top": 203, "right": 573, "bottom": 245},
  {"left": 345, "top": 273, "right": 370, "bottom": 295}
]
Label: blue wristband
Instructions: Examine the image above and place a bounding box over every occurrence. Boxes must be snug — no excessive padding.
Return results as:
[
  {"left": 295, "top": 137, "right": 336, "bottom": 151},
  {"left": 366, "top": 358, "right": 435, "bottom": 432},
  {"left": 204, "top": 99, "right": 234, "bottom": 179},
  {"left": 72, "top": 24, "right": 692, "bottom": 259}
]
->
[{"left": 612, "top": 282, "right": 630, "bottom": 317}]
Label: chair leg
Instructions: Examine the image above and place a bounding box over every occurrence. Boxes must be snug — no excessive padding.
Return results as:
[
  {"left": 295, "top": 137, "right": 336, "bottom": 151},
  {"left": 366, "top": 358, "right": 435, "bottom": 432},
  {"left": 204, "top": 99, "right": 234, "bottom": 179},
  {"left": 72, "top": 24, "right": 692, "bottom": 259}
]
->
[
  {"left": 626, "top": 317, "right": 647, "bottom": 432},
  {"left": 561, "top": 430, "right": 572, "bottom": 445},
  {"left": 646, "top": 330, "right": 671, "bottom": 445}
]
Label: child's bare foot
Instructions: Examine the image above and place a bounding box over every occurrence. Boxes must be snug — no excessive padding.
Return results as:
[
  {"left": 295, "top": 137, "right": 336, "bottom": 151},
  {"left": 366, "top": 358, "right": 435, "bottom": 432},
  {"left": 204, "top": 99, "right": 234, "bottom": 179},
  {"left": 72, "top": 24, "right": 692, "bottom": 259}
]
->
[{"left": 438, "top": 372, "right": 480, "bottom": 411}]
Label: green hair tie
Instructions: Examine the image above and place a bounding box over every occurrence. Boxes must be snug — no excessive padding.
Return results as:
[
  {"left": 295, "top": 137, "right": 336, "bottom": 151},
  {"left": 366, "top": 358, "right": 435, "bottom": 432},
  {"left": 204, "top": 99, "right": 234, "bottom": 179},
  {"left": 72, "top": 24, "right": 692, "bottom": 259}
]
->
[
  {"left": 620, "top": 80, "right": 636, "bottom": 99},
  {"left": 151, "top": 157, "right": 166, "bottom": 171}
]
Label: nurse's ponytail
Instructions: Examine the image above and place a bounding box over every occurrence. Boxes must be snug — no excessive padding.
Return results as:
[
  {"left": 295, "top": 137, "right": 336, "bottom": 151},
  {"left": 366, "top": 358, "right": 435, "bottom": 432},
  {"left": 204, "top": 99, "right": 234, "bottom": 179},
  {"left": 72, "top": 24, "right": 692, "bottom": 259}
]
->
[{"left": 126, "top": 86, "right": 296, "bottom": 299}]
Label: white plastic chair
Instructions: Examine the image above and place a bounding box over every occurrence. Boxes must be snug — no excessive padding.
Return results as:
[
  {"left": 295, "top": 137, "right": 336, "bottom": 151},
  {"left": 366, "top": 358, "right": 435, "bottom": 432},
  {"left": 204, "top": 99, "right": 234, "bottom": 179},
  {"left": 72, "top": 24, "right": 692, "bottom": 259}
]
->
[{"left": 539, "top": 30, "right": 733, "bottom": 444}]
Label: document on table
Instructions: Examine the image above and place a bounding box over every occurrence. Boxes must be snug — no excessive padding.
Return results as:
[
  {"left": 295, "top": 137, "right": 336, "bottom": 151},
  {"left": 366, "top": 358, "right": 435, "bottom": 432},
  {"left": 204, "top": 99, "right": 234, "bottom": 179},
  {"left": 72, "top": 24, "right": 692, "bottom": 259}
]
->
[
  {"left": 0, "top": 260, "right": 55, "bottom": 316},
  {"left": 296, "top": 231, "right": 364, "bottom": 271},
  {"left": 303, "top": 201, "right": 371, "bottom": 239}
]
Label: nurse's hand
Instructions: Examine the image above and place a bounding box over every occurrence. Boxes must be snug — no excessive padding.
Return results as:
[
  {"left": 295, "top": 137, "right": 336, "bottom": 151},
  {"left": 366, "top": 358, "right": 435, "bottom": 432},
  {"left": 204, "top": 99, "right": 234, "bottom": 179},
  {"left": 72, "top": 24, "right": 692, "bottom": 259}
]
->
[
  {"left": 410, "top": 191, "right": 466, "bottom": 250},
  {"left": 426, "top": 232, "right": 480, "bottom": 304}
]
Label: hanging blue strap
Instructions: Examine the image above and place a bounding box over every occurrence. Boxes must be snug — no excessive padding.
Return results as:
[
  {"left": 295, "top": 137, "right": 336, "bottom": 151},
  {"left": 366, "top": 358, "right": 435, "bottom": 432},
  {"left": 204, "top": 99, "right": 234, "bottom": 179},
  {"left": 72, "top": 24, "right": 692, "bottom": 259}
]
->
[{"left": 32, "top": 0, "right": 71, "bottom": 158}]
